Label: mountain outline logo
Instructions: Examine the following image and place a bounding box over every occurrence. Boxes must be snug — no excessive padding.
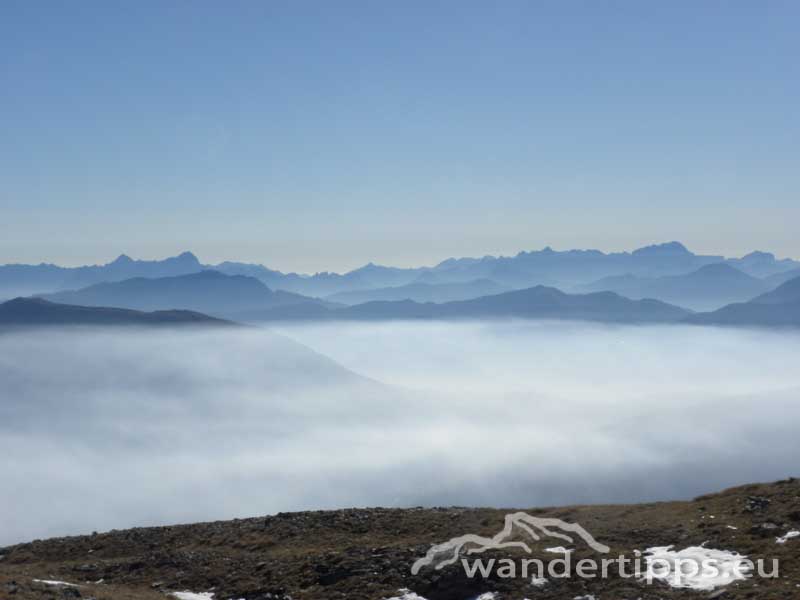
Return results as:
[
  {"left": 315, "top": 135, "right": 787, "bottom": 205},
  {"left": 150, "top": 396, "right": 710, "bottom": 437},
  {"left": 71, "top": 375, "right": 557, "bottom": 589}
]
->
[{"left": 411, "top": 512, "right": 610, "bottom": 574}]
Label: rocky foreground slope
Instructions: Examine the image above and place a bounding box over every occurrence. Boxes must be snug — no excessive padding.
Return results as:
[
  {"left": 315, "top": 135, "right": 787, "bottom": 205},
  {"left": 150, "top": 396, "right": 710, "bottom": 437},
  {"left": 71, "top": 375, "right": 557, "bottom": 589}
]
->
[{"left": 2, "top": 480, "right": 799, "bottom": 600}]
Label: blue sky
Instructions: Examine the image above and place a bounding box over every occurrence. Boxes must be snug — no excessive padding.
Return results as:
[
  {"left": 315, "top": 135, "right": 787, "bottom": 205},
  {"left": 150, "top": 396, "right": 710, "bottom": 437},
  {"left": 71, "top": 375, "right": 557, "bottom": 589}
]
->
[{"left": 2, "top": 1, "right": 798, "bottom": 272}]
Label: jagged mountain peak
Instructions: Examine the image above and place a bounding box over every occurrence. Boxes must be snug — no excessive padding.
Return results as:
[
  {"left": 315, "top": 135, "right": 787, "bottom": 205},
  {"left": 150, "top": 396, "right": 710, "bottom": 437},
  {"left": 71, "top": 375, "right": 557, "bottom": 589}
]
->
[
  {"left": 110, "top": 253, "right": 134, "bottom": 265},
  {"left": 632, "top": 241, "right": 691, "bottom": 256},
  {"left": 740, "top": 250, "right": 776, "bottom": 261},
  {"left": 173, "top": 251, "right": 200, "bottom": 263}
]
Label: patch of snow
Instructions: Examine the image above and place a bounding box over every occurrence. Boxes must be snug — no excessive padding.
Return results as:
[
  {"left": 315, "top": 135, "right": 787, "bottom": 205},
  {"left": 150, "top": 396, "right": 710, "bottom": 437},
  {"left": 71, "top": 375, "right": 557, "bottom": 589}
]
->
[
  {"left": 573, "top": 596, "right": 597, "bottom": 600},
  {"left": 776, "top": 531, "right": 800, "bottom": 544},
  {"left": 727, "top": 525, "right": 738, "bottom": 530},
  {"left": 171, "top": 592, "right": 215, "bottom": 600},
  {"left": 472, "top": 594, "right": 496, "bottom": 600},
  {"left": 544, "top": 546, "right": 571, "bottom": 554},
  {"left": 383, "top": 590, "right": 428, "bottom": 600},
  {"left": 531, "top": 576, "right": 548, "bottom": 587},
  {"left": 32, "top": 579, "right": 81, "bottom": 588},
  {"left": 643, "top": 545, "right": 750, "bottom": 591}
]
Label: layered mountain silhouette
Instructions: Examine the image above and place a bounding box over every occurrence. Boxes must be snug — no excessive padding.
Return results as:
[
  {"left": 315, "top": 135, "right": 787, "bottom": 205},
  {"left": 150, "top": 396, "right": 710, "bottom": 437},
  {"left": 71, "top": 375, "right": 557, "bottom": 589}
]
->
[
  {"left": 685, "top": 276, "right": 800, "bottom": 327},
  {"left": 581, "top": 263, "right": 771, "bottom": 311},
  {"left": 0, "top": 297, "right": 230, "bottom": 329},
  {"left": 762, "top": 267, "right": 800, "bottom": 290},
  {"left": 750, "top": 275, "right": 800, "bottom": 304},
  {"left": 3, "top": 243, "right": 799, "bottom": 302},
  {"left": 0, "top": 251, "right": 204, "bottom": 298},
  {"left": 195, "top": 242, "right": 800, "bottom": 298},
  {"left": 725, "top": 251, "right": 800, "bottom": 278},
  {"left": 242, "top": 285, "right": 691, "bottom": 323},
  {"left": 213, "top": 261, "right": 424, "bottom": 297},
  {"left": 218, "top": 241, "right": 731, "bottom": 295},
  {"left": 40, "top": 271, "right": 324, "bottom": 319},
  {"left": 325, "top": 279, "right": 511, "bottom": 305}
]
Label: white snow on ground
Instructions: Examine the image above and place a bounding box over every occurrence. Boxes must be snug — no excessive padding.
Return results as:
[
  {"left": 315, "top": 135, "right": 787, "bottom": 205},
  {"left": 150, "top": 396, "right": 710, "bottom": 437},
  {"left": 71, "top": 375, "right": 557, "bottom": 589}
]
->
[
  {"left": 531, "top": 576, "right": 548, "bottom": 586},
  {"left": 776, "top": 531, "right": 800, "bottom": 544},
  {"left": 170, "top": 592, "right": 215, "bottom": 600},
  {"left": 544, "top": 546, "right": 571, "bottom": 554},
  {"left": 643, "top": 545, "right": 751, "bottom": 591},
  {"left": 32, "top": 580, "right": 80, "bottom": 587},
  {"left": 383, "top": 590, "right": 427, "bottom": 600},
  {"left": 384, "top": 591, "right": 498, "bottom": 600}
]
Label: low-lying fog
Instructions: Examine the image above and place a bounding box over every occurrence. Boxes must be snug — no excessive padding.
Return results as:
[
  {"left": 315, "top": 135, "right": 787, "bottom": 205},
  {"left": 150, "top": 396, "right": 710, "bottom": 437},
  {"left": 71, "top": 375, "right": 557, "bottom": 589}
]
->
[{"left": 1, "top": 321, "right": 798, "bottom": 545}]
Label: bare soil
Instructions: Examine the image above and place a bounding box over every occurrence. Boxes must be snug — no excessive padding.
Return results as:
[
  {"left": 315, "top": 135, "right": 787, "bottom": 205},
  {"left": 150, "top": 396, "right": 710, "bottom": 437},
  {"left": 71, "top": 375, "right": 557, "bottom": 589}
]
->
[{"left": 2, "top": 479, "right": 799, "bottom": 599}]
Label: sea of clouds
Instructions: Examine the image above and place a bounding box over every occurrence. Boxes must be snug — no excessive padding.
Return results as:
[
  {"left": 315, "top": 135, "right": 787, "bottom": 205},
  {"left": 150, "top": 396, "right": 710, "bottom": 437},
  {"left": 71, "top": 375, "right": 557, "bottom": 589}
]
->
[{"left": 1, "top": 321, "right": 798, "bottom": 545}]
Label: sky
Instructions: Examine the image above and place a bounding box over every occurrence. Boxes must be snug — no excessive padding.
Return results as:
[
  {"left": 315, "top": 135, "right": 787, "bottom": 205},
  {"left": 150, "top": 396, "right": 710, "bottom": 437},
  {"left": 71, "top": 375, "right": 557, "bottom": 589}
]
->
[{"left": 1, "top": 1, "right": 799, "bottom": 273}]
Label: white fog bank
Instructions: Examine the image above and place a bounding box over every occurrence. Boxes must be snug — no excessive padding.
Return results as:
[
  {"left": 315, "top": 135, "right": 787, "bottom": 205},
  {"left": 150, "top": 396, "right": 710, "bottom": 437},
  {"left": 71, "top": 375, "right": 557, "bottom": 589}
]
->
[{"left": 1, "top": 322, "right": 798, "bottom": 546}]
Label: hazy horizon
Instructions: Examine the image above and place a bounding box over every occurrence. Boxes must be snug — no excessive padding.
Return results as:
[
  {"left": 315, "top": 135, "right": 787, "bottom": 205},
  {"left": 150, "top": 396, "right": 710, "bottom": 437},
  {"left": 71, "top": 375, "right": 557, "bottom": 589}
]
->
[
  {"left": 3, "top": 238, "right": 800, "bottom": 276},
  {"left": 2, "top": 239, "right": 799, "bottom": 275}
]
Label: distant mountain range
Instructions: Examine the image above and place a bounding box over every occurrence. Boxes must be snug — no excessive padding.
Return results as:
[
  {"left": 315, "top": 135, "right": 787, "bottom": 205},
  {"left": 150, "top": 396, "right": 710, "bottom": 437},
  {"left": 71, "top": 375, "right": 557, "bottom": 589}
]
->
[
  {"left": 686, "top": 276, "right": 800, "bottom": 328},
  {"left": 2, "top": 242, "right": 800, "bottom": 328},
  {"left": 0, "top": 297, "right": 231, "bottom": 329},
  {"left": 725, "top": 251, "right": 800, "bottom": 278},
  {"left": 580, "top": 263, "right": 772, "bottom": 311},
  {"left": 750, "top": 276, "right": 800, "bottom": 305},
  {"left": 238, "top": 274, "right": 800, "bottom": 328},
  {"left": 762, "top": 267, "right": 800, "bottom": 289},
  {"left": 31, "top": 270, "right": 690, "bottom": 325},
  {"left": 40, "top": 270, "right": 324, "bottom": 319},
  {"left": 0, "top": 251, "right": 203, "bottom": 298},
  {"left": 242, "top": 285, "right": 692, "bottom": 324},
  {"left": 324, "top": 278, "right": 511, "bottom": 305},
  {"left": 212, "top": 260, "right": 420, "bottom": 297},
  {"left": 7, "top": 269, "right": 800, "bottom": 329},
  {"left": 213, "top": 242, "right": 799, "bottom": 296},
  {"left": 3, "top": 242, "right": 798, "bottom": 304}
]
